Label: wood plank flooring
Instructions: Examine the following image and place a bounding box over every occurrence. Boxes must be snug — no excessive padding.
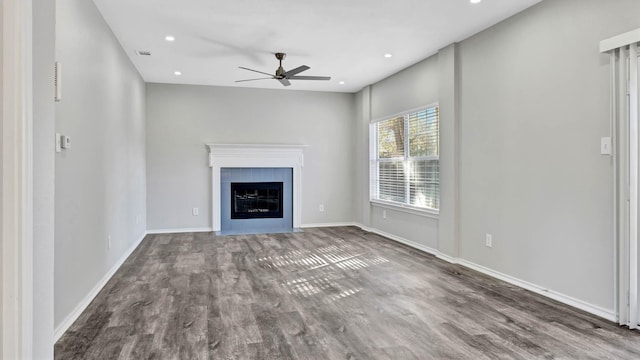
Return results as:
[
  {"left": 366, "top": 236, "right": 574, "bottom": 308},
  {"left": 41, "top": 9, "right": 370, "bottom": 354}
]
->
[{"left": 55, "top": 227, "right": 640, "bottom": 359}]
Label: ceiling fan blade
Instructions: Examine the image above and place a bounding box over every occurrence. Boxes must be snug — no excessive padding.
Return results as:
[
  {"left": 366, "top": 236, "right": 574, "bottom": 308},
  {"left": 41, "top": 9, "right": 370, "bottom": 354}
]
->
[
  {"left": 283, "top": 65, "right": 310, "bottom": 78},
  {"left": 278, "top": 78, "right": 291, "bottom": 87},
  {"left": 235, "top": 77, "right": 273, "bottom": 83},
  {"left": 239, "top": 66, "right": 274, "bottom": 77},
  {"left": 289, "top": 75, "right": 332, "bottom": 81}
]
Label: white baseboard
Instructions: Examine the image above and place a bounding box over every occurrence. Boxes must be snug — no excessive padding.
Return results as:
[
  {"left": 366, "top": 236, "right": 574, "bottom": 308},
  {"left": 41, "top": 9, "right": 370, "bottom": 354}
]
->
[
  {"left": 435, "top": 252, "right": 458, "bottom": 264},
  {"left": 456, "top": 259, "right": 617, "bottom": 322},
  {"left": 146, "top": 227, "right": 213, "bottom": 234},
  {"left": 353, "top": 223, "right": 617, "bottom": 323},
  {"left": 300, "top": 222, "right": 358, "bottom": 229},
  {"left": 53, "top": 232, "right": 147, "bottom": 341},
  {"left": 356, "top": 223, "right": 440, "bottom": 257}
]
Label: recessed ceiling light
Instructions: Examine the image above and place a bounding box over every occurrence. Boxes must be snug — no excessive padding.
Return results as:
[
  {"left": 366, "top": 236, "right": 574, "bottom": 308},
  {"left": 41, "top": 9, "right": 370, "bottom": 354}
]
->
[
  {"left": 174, "top": 71, "right": 182, "bottom": 76},
  {"left": 165, "top": 35, "right": 175, "bottom": 42},
  {"left": 339, "top": 81, "right": 345, "bottom": 85},
  {"left": 470, "top": 0, "right": 481, "bottom": 3},
  {"left": 384, "top": 53, "right": 393, "bottom": 58}
]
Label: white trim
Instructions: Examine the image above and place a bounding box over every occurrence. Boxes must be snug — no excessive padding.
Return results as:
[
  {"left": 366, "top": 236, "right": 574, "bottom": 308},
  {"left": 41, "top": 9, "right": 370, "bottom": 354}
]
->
[
  {"left": 617, "top": 46, "right": 630, "bottom": 326},
  {"left": 637, "top": 47, "right": 640, "bottom": 329},
  {"left": 613, "top": 45, "right": 633, "bottom": 327},
  {"left": 146, "top": 227, "right": 213, "bottom": 235},
  {"left": 610, "top": 51, "right": 619, "bottom": 324},
  {"left": 357, "top": 224, "right": 440, "bottom": 257},
  {"left": 435, "top": 252, "right": 458, "bottom": 264},
  {"left": 207, "top": 144, "right": 306, "bottom": 232},
  {"left": 2, "top": 0, "right": 33, "bottom": 357},
  {"left": 600, "top": 28, "right": 640, "bottom": 53},
  {"left": 21, "top": 0, "right": 34, "bottom": 355},
  {"left": 300, "top": 222, "right": 357, "bottom": 229},
  {"left": 54, "top": 232, "right": 147, "bottom": 342},
  {"left": 353, "top": 223, "right": 617, "bottom": 323},
  {"left": 370, "top": 199, "right": 439, "bottom": 219},
  {"left": 457, "top": 259, "right": 617, "bottom": 322},
  {"left": 630, "top": 44, "right": 639, "bottom": 329}
]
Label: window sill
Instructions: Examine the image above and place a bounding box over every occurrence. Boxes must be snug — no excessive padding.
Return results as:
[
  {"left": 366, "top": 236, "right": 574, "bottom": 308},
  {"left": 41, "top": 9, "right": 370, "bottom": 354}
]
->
[{"left": 369, "top": 199, "right": 439, "bottom": 219}]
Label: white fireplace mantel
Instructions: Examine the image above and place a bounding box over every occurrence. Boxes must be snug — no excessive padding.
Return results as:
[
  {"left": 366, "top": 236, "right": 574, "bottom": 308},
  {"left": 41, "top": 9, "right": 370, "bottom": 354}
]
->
[{"left": 206, "top": 144, "right": 307, "bottom": 231}]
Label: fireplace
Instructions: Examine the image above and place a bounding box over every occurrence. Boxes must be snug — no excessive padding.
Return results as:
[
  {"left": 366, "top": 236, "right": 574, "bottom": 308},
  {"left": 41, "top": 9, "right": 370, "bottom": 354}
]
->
[
  {"left": 207, "top": 144, "right": 306, "bottom": 232},
  {"left": 231, "top": 182, "right": 284, "bottom": 219},
  {"left": 220, "top": 168, "right": 292, "bottom": 232}
]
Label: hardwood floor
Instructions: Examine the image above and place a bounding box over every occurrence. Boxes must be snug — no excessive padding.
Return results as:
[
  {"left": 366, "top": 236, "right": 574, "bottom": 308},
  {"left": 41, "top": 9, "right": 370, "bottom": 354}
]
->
[{"left": 55, "top": 227, "right": 640, "bottom": 359}]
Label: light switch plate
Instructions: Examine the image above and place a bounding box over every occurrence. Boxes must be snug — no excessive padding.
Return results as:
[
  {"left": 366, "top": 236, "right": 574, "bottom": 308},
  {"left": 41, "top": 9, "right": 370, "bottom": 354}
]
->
[{"left": 62, "top": 135, "right": 71, "bottom": 149}]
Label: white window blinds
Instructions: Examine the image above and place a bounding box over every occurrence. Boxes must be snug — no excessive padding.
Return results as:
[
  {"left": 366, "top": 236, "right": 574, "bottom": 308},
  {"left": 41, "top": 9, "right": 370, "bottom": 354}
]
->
[{"left": 371, "top": 106, "right": 439, "bottom": 211}]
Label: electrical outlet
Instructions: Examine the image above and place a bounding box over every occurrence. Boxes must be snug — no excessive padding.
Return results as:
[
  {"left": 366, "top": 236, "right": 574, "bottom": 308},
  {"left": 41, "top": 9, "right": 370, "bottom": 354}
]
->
[
  {"left": 135, "top": 215, "right": 140, "bottom": 225},
  {"left": 485, "top": 234, "right": 493, "bottom": 248},
  {"left": 319, "top": 204, "right": 325, "bottom": 212},
  {"left": 192, "top": 207, "right": 199, "bottom": 216},
  {"left": 108, "top": 235, "right": 111, "bottom": 249}
]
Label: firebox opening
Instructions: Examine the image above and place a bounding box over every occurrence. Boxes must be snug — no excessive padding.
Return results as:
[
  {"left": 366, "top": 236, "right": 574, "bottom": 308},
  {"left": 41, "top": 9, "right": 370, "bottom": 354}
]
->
[{"left": 231, "top": 182, "right": 284, "bottom": 219}]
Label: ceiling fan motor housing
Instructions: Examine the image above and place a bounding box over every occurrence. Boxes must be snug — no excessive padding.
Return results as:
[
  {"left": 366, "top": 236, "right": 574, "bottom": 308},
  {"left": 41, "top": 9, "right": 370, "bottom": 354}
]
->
[{"left": 275, "top": 53, "right": 286, "bottom": 78}]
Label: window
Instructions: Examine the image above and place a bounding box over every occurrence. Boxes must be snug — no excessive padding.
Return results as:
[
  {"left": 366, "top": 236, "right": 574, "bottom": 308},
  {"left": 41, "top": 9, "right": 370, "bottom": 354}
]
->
[{"left": 370, "top": 105, "right": 439, "bottom": 212}]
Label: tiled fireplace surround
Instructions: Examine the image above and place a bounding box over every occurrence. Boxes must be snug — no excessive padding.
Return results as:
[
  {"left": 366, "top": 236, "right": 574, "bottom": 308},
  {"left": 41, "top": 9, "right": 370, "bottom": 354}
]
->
[
  {"left": 207, "top": 144, "right": 305, "bottom": 233},
  {"left": 220, "top": 168, "right": 293, "bottom": 232}
]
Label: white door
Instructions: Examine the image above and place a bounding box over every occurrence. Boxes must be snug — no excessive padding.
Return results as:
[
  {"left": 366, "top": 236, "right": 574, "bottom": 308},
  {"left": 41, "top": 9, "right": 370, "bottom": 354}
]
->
[{"left": 606, "top": 36, "right": 640, "bottom": 329}]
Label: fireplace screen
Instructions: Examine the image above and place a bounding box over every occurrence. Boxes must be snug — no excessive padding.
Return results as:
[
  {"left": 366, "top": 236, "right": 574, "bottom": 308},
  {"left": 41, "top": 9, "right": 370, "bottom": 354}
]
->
[{"left": 231, "top": 182, "right": 284, "bottom": 219}]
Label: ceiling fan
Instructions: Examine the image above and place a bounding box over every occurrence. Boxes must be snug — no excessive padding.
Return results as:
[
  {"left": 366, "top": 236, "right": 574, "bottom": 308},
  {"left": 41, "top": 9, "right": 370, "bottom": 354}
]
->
[{"left": 236, "top": 52, "right": 331, "bottom": 87}]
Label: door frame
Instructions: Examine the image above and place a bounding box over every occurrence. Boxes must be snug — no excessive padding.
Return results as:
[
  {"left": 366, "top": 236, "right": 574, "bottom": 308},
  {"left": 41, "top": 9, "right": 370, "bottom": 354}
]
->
[
  {"left": 1, "top": 0, "right": 34, "bottom": 357},
  {"left": 601, "top": 29, "right": 640, "bottom": 329},
  {"left": 631, "top": 44, "right": 640, "bottom": 329}
]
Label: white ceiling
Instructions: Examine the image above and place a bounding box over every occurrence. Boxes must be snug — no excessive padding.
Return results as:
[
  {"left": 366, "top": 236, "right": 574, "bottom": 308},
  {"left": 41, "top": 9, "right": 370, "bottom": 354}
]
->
[{"left": 92, "top": 0, "right": 542, "bottom": 93}]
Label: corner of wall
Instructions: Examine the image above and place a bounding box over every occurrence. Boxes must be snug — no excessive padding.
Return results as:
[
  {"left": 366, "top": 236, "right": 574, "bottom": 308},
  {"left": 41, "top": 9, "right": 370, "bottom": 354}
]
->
[{"left": 437, "top": 43, "right": 460, "bottom": 258}]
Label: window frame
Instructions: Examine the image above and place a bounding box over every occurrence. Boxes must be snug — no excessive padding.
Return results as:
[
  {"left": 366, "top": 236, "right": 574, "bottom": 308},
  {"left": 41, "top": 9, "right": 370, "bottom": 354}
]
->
[{"left": 369, "top": 103, "right": 440, "bottom": 216}]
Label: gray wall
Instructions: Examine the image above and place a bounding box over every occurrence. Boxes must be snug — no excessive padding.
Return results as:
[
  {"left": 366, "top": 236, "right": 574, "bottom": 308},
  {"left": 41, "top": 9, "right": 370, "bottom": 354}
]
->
[
  {"left": 54, "top": 0, "right": 147, "bottom": 328},
  {"left": 356, "top": 0, "right": 640, "bottom": 313},
  {"left": 370, "top": 56, "right": 439, "bottom": 120},
  {"left": 437, "top": 43, "right": 460, "bottom": 257},
  {"left": 358, "top": 55, "right": 441, "bottom": 250},
  {"left": 33, "top": 0, "right": 56, "bottom": 356},
  {"left": 146, "top": 84, "right": 355, "bottom": 231},
  {"left": 457, "top": 0, "right": 640, "bottom": 311}
]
